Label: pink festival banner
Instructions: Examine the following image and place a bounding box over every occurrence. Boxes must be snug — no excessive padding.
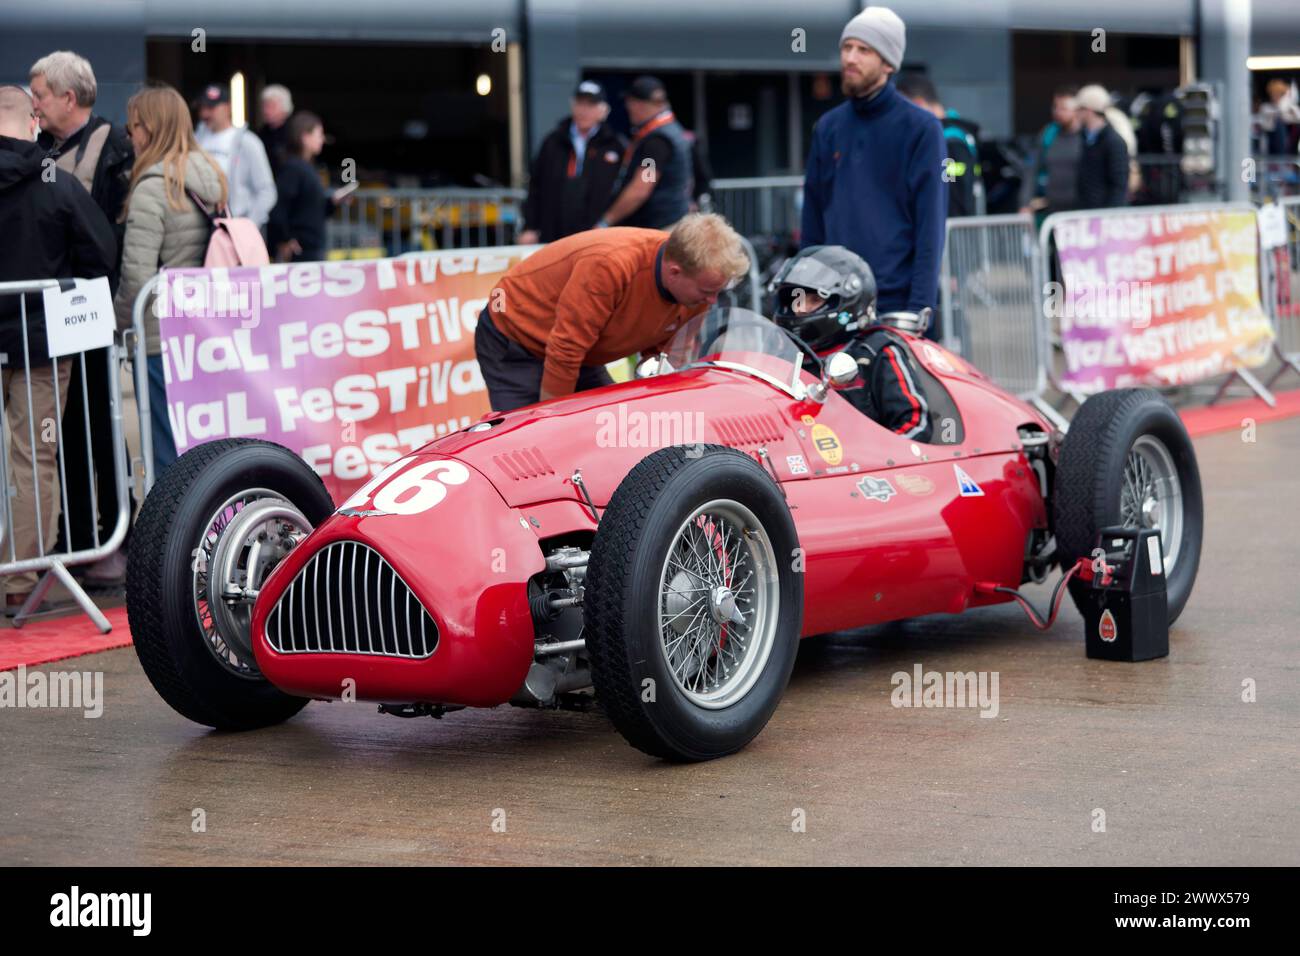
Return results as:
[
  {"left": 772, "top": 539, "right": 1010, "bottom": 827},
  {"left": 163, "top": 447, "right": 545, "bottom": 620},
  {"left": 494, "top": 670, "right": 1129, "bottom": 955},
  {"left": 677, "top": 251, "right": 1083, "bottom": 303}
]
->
[
  {"left": 156, "top": 250, "right": 535, "bottom": 502},
  {"left": 1052, "top": 208, "right": 1274, "bottom": 393}
]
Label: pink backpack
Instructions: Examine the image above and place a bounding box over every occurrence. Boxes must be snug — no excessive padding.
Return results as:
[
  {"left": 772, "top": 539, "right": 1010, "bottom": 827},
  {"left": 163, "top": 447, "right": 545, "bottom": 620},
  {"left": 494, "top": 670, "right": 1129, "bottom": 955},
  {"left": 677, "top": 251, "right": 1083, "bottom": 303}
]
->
[{"left": 187, "top": 189, "right": 271, "bottom": 267}]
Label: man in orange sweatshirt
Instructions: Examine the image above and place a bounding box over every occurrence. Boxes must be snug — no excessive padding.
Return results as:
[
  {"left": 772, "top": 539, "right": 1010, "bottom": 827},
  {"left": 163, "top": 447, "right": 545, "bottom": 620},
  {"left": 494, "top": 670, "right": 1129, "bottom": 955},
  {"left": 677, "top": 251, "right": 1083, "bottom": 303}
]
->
[{"left": 475, "top": 213, "right": 750, "bottom": 410}]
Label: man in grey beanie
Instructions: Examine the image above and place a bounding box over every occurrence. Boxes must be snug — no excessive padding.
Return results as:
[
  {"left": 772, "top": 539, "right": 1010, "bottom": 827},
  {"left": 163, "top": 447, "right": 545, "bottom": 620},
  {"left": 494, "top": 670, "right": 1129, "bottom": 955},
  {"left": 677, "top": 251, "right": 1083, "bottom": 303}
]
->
[
  {"left": 840, "top": 5, "right": 906, "bottom": 91},
  {"left": 801, "top": 6, "right": 947, "bottom": 339}
]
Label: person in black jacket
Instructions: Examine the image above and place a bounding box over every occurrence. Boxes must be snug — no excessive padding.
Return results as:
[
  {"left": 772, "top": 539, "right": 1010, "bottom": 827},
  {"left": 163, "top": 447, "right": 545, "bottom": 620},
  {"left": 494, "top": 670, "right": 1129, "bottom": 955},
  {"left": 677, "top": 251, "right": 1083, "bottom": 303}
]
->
[
  {"left": 0, "top": 85, "right": 118, "bottom": 609},
  {"left": 601, "top": 76, "right": 692, "bottom": 230},
  {"left": 1075, "top": 85, "right": 1130, "bottom": 209},
  {"left": 258, "top": 84, "right": 294, "bottom": 176},
  {"left": 30, "top": 51, "right": 135, "bottom": 580},
  {"left": 896, "top": 73, "right": 983, "bottom": 218},
  {"left": 268, "top": 111, "right": 341, "bottom": 262},
  {"left": 519, "top": 81, "right": 626, "bottom": 244},
  {"left": 1133, "top": 89, "right": 1184, "bottom": 204}
]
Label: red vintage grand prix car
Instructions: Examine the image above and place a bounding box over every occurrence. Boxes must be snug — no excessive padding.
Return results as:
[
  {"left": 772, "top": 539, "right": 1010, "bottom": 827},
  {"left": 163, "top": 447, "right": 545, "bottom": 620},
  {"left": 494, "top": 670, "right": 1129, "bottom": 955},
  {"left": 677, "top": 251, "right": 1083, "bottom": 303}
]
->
[{"left": 127, "top": 307, "right": 1202, "bottom": 761}]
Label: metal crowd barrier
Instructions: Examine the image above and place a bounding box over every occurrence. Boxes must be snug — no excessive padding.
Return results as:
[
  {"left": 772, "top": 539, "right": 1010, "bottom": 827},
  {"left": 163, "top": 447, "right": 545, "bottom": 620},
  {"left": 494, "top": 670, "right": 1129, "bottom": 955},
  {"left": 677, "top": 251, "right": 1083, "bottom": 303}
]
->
[
  {"left": 332, "top": 178, "right": 803, "bottom": 256},
  {"left": 0, "top": 279, "right": 131, "bottom": 632},
  {"left": 328, "top": 187, "right": 527, "bottom": 257},
  {"left": 1262, "top": 196, "right": 1300, "bottom": 390},
  {"left": 938, "top": 214, "right": 1059, "bottom": 424},
  {"left": 707, "top": 176, "right": 804, "bottom": 242},
  {"left": 133, "top": 273, "right": 163, "bottom": 495},
  {"left": 942, "top": 203, "right": 1291, "bottom": 426}
]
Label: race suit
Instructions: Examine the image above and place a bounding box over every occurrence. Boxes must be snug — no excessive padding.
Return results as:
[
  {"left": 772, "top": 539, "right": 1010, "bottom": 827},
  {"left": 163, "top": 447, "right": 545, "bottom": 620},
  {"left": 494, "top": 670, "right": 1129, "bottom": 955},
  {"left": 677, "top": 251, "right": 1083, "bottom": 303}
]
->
[{"left": 835, "top": 327, "right": 933, "bottom": 442}]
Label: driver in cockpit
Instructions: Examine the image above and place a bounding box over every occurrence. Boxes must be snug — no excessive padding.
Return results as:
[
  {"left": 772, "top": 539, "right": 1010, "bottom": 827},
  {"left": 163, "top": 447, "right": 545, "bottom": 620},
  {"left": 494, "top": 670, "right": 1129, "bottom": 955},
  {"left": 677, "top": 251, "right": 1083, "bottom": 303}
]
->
[{"left": 771, "top": 245, "right": 932, "bottom": 442}]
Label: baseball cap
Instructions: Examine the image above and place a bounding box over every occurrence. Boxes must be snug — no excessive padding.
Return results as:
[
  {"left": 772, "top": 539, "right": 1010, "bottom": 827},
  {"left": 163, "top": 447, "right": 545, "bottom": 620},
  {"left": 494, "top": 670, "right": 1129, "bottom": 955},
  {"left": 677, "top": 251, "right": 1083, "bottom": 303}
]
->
[
  {"left": 573, "top": 80, "right": 606, "bottom": 103},
  {"left": 625, "top": 75, "right": 666, "bottom": 102},
  {"left": 196, "top": 84, "right": 230, "bottom": 107}
]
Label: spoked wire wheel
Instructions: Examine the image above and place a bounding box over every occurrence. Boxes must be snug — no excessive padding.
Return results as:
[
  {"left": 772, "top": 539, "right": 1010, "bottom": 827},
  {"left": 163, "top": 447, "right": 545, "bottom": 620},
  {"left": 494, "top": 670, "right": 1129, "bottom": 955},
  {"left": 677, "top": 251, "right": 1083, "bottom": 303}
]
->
[
  {"left": 584, "top": 446, "right": 803, "bottom": 761},
  {"left": 1118, "top": 435, "right": 1183, "bottom": 573},
  {"left": 657, "top": 500, "right": 780, "bottom": 708}
]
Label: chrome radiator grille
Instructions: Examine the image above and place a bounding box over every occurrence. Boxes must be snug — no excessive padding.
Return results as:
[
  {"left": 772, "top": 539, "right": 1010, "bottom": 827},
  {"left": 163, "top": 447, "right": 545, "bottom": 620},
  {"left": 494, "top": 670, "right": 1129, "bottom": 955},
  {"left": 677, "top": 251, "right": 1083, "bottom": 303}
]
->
[{"left": 265, "top": 541, "right": 438, "bottom": 659}]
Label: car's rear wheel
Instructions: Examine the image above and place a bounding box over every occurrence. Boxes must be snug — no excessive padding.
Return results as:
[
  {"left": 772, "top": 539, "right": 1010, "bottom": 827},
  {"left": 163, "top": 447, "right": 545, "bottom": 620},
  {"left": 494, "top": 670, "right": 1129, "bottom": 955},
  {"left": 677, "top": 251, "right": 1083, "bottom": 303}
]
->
[
  {"left": 1054, "top": 388, "right": 1203, "bottom": 624},
  {"left": 584, "top": 446, "right": 803, "bottom": 761},
  {"left": 127, "top": 439, "right": 334, "bottom": 729}
]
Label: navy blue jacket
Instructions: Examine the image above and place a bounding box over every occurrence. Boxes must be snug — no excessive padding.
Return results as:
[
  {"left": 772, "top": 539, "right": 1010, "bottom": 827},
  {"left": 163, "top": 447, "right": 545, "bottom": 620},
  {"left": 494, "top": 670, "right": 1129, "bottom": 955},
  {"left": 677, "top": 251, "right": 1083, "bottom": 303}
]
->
[{"left": 801, "top": 83, "right": 947, "bottom": 313}]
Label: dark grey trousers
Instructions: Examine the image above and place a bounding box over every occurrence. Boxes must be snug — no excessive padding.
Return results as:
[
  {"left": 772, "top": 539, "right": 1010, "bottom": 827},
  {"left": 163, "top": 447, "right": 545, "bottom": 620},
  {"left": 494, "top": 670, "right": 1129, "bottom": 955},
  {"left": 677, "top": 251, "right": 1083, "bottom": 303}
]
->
[{"left": 474, "top": 307, "right": 614, "bottom": 411}]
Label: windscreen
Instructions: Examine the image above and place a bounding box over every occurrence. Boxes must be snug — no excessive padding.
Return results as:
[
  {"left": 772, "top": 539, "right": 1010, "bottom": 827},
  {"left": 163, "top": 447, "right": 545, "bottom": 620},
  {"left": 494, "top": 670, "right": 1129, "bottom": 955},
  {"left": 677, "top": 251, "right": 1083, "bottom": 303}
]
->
[{"left": 661, "top": 308, "right": 805, "bottom": 394}]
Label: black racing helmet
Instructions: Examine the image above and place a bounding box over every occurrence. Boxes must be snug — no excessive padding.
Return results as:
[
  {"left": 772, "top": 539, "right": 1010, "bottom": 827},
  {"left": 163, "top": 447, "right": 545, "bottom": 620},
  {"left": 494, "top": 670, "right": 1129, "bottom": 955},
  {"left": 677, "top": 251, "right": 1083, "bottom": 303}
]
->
[{"left": 770, "top": 245, "right": 877, "bottom": 352}]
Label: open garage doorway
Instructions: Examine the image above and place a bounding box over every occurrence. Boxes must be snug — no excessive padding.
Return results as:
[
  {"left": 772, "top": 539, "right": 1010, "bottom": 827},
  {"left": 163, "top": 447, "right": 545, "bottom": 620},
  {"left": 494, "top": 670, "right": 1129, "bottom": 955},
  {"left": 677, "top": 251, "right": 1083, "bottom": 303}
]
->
[{"left": 146, "top": 37, "right": 514, "bottom": 189}]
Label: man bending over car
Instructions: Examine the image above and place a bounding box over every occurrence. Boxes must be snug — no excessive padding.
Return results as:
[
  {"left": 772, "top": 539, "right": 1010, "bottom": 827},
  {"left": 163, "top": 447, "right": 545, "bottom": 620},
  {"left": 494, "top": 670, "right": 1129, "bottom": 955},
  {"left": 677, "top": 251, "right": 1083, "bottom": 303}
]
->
[
  {"left": 772, "top": 245, "right": 932, "bottom": 442},
  {"left": 475, "top": 213, "right": 750, "bottom": 411}
]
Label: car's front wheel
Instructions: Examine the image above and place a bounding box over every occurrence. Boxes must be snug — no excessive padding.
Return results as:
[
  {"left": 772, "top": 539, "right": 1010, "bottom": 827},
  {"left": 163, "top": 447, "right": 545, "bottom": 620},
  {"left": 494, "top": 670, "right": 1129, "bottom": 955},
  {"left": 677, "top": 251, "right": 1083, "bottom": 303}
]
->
[
  {"left": 584, "top": 446, "right": 803, "bottom": 761},
  {"left": 126, "top": 439, "right": 334, "bottom": 729}
]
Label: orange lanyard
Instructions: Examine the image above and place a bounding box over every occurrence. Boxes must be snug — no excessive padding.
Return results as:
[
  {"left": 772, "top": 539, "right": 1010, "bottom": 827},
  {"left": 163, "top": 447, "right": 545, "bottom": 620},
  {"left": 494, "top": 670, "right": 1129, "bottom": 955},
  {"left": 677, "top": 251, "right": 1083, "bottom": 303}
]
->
[{"left": 622, "top": 110, "right": 676, "bottom": 169}]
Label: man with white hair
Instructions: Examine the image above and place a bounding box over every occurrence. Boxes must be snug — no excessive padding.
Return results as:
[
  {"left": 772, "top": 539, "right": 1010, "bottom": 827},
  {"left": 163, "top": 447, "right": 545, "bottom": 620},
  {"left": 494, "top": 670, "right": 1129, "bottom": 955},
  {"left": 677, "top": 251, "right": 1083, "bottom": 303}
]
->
[
  {"left": 258, "top": 84, "right": 294, "bottom": 174},
  {"left": 29, "top": 51, "right": 133, "bottom": 262},
  {"left": 29, "top": 50, "right": 135, "bottom": 585},
  {"left": 801, "top": 7, "right": 946, "bottom": 338},
  {"left": 519, "top": 80, "right": 626, "bottom": 244}
]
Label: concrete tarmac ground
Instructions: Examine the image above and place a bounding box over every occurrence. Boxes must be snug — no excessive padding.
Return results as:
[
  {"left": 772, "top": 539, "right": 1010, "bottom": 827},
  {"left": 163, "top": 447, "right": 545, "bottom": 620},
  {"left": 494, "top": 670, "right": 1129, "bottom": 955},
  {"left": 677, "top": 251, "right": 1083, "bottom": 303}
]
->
[{"left": 1, "top": 418, "right": 1296, "bottom": 866}]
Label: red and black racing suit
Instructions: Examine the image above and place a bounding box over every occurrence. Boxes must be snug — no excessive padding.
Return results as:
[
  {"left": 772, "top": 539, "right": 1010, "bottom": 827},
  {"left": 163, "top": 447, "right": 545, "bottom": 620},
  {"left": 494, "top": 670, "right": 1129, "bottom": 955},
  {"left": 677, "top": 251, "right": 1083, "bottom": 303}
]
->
[{"left": 827, "top": 327, "right": 932, "bottom": 442}]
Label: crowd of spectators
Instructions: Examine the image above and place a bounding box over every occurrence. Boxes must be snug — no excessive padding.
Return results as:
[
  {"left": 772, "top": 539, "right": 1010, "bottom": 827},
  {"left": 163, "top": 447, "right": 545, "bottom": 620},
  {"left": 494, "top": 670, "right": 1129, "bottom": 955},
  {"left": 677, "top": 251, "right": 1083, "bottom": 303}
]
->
[{"left": 0, "top": 49, "right": 337, "bottom": 612}]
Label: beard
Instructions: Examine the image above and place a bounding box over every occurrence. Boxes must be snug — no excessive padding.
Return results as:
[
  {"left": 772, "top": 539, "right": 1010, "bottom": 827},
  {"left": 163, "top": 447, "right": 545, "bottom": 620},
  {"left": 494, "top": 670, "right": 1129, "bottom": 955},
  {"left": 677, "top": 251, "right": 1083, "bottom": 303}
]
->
[{"left": 841, "top": 65, "right": 886, "bottom": 98}]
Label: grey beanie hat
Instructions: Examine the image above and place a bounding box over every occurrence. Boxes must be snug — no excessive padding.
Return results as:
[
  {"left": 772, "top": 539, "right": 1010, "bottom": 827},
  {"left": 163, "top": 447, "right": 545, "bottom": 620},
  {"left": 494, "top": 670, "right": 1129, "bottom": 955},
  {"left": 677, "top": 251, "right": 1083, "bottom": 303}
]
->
[{"left": 840, "top": 6, "right": 906, "bottom": 70}]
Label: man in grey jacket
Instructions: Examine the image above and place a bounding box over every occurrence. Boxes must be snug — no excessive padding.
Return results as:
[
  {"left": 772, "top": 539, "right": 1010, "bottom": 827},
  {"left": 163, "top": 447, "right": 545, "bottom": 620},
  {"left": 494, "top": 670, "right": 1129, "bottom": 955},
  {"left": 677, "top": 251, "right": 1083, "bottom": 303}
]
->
[
  {"left": 1020, "top": 86, "right": 1083, "bottom": 222},
  {"left": 194, "top": 84, "right": 277, "bottom": 231}
]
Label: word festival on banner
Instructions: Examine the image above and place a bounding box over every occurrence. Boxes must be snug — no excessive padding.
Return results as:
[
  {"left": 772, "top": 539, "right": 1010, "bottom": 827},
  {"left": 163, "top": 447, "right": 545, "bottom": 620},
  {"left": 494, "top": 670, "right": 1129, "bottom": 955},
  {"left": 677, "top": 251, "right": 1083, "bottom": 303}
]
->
[
  {"left": 156, "top": 251, "right": 535, "bottom": 501},
  {"left": 1052, "top": 209, "right": 1274, "bottom": 393}
]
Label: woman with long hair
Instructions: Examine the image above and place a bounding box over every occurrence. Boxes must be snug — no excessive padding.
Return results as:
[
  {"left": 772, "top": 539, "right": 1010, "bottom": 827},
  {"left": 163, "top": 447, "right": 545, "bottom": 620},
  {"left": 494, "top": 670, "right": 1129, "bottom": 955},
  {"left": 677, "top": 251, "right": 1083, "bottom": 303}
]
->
[
  {"left": 268, "top": 110, "right": 340, "bottom": 262},
  {"left": 112, "top": 84, "right": 227, "bottom": 479}
]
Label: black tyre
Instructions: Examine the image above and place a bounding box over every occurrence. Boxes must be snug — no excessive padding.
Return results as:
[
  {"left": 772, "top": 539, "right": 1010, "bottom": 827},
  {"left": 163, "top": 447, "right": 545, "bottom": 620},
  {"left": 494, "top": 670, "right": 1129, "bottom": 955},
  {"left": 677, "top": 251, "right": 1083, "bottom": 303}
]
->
[
  {"left": 1054, "top": 388, "right": 1203, "bottom": 625},
  {"left": 584, "top": 446, "right": 803, "bottom": 761},
  {"left": 127, "top": 439, "right": 334, "bottom": 730}
]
